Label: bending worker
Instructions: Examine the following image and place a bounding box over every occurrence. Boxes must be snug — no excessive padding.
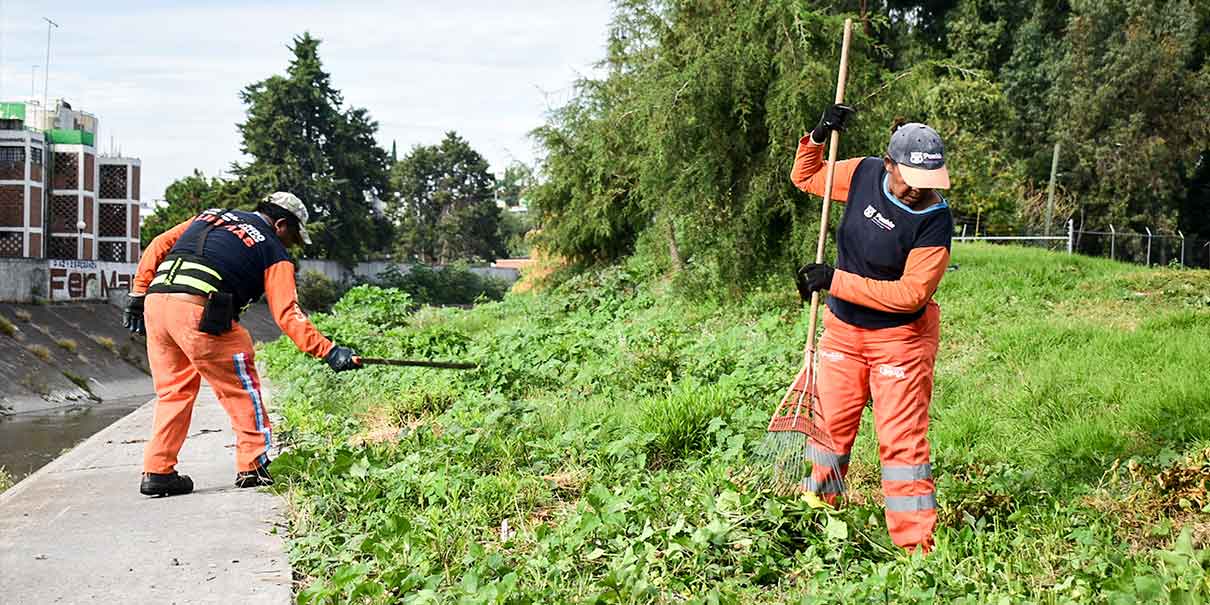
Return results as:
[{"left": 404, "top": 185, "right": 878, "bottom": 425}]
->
[
  {"left": 123, "top": 192, "right": 362, "bottom": 497},
  {"left": 791, "top": 105, "right": 953, "bottom": 552}
]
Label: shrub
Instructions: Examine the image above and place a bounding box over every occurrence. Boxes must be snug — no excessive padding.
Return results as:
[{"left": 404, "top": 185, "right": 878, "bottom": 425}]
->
[
  {"left": 297, "top": 270, "right": 346, "bottom": 313},
  {"left": 375, "top": 263, "right": 508, "bottom": 306},
  {"left": 331, "top": 285, "right": 415, "bottom": 328}
]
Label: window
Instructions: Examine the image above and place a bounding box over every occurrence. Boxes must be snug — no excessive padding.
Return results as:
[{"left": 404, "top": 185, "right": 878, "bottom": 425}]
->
[
  {"left": 30, "top": 147, "right": 42, "bottom": 166},
  {"left": 0, "top": 146, "right": 24, "bottom": 164}
]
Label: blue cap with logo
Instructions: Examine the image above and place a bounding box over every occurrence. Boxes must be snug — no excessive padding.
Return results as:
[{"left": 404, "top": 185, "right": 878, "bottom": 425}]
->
[{"left": 887, "top": 123, "right": 950, "bottom": 190}]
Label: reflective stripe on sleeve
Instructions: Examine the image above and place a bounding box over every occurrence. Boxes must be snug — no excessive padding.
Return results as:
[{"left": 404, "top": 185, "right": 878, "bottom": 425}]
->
[
  {"left": 881, "top": 463, "right": 932, "bottom": 482},
  {"left": 885, "top": 493, "right": 937, "bottom": 512}
]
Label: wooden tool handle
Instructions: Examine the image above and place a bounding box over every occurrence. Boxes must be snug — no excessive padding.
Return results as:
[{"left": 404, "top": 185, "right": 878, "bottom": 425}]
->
[{"left": 804, "top": 18, "right": 853, "bottom": 365}]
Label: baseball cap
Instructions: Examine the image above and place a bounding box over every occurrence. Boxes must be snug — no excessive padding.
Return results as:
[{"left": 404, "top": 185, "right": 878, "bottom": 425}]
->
[
  {"left": 264, "top": 192, "right": 312, "bottom": 245},
  {"left": 887, "top": 123, "right": 951, "bottom": 190}
]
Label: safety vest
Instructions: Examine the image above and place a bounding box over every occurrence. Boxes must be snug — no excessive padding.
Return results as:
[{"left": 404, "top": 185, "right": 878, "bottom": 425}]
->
[{"left": 146, "top": 209, "right": 232, "bottom": 297}]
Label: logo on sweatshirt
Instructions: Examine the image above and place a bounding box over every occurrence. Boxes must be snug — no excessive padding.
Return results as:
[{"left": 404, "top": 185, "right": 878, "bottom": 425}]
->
[
  {"left": 878, "top": 364, "right": 907, "bottom": 380},
  {"left": 863, "top": 205, "right": 896, "bottom": 231}
]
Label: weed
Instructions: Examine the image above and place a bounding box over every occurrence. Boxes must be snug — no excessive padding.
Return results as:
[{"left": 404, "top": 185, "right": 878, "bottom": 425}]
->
[
  {"left": 26, "top": 344, "right": 51, "bottom": 362},
  {"left": 0, "top": 315, "right": 15, "bottom": 337},
  {"left": 62, "top": 371, "right": 94, "bottom": 396},
  {"left": 54, "top": 338, "right": 78, "bottom": 353},
  {"left": 260, "top": 244, "right": 1210, "bottom": 603},
  {"left": 14, "top": 309, "right": 31, "bottom": 321},
  {"left": 90, "top": 335, "right": 117, "bottom": 353},
  {"left": 0, "top": 466, "right": 12, "bottom": 492}
]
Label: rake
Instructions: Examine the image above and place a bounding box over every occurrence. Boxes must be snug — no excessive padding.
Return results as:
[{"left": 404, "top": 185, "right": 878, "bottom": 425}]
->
[{"left": 757, "top": 18, "right": 853, "bottom": 498}]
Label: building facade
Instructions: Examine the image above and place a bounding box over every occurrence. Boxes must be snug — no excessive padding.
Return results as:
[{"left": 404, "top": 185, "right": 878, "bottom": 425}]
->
[{"left": 0, "top": 100, "right": 140, "bottom": 261}]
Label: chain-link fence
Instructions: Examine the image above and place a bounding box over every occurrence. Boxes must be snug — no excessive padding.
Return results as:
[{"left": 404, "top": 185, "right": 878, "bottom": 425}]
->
[{"left": 954, "top": 218, "right": 1210, "bottom": 269}]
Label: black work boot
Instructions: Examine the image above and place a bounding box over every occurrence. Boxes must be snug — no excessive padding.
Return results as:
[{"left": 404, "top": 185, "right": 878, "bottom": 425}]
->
[
  {"left": 234, "top": 459, "right": 273, "bottom": 488},
  {"left": 140, "top": 471, "right": 194, "bottom": 497}
]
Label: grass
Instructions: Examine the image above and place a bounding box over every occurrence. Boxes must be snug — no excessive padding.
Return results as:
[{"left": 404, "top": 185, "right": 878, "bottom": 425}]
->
[
  {"left": 54, "top": 338, "right": 78, "bottom": 353},
  {"left": 0, "top": 315, "right": 16, "bottom": 337},
  {"left": 26, "top": 344, "right": 51, "bottom": 362},
  {"left": 0, "top": 466, "right": 12, "bottom": 493},
  {"left": 90, "top": 335, "right": 117, "bottom": 353},
  {"left": 14, "top": 309, "right": 31, "bottom": 321},
  {"left": 261, "top": 243, "right": 1210, "bottom": 603}
]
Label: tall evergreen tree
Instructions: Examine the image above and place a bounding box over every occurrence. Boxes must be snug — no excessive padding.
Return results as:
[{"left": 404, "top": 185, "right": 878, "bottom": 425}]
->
[
  {"left": 233, "top": 33, "right": 392, "bottom": 263},
  {"left": 390, "top": 132, "right": 505, "bottom": 263}
]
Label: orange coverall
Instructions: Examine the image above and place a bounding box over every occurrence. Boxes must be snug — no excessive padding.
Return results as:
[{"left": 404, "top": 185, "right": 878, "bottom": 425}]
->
[
  {"left": 791, "top": 135, "right": 951, "bottom": 552},
  {"left": 133, "top": 215, "right": 334, "bottom": 474}
]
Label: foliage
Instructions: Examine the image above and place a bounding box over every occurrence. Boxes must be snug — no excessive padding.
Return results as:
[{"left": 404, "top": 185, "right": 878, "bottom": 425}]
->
[
  {"left": 140, "top": 170, "right": 243, "bottom": 248},
  {"left": 532, "top": 0, "right": 1210, "bottom": 283},
  {"left": 296, "top": 270, "right": 346, "bottom": 313},
  {"left": 496, "top": 161, "right": 535, "bottom": 209},
  {"left": 496, "top": 210, "right": 533, "bottom": 258},
  {"left": 373, "top": 264, "right": 508, "bottom": 307},
  {"left": 0, "top": 466, "right": 12, "bottom": 492},
  {"left": 1056, "top": 0, "right": 1210, "bottom": 235},
  {"left": 390, "top": 132, "right": 506, "bottom": 263},
  {"left": 234, "top": 33, "right": 393, "bottom": 263},
  {"left": 262, "top": 244, "right": 1210, "bottom": 602}
]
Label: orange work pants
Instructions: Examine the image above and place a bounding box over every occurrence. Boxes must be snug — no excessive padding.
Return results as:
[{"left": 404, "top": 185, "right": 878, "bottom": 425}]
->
[
  {"left": 806, "top": 301, "right": 940, "bottom": 552},
  {"left": 142, "top": 294, "right": 271, "bottom": 474}
]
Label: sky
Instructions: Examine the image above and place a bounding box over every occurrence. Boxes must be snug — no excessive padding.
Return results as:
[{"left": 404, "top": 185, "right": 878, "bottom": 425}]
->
[{"left": 0, "top": 0, "right": 613, "bottom": 204}]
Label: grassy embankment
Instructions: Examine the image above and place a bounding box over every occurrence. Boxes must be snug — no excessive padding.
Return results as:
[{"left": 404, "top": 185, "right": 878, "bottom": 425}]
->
[{"left": 261, "top": 243, "right": 1210, "bottom": 603}]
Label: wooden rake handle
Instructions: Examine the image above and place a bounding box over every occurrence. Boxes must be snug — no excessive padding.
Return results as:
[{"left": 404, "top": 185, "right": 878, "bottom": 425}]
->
[{"left": 803, "top": 18, "right": 854, "bottom": 367}]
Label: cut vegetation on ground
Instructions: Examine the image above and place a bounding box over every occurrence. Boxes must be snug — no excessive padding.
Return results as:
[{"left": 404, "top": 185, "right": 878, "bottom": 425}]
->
[{"left": 262, "top": 244, "right": 1210, "bottom": 603}]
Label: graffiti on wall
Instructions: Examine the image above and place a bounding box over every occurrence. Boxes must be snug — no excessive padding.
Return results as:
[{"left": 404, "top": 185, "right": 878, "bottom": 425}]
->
[{"left": 48, "top": 260, "right": 135, "bottom": 301}]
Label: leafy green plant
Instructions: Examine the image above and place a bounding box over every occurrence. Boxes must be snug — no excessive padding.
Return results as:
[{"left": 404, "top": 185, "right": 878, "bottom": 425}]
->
[{"left": 261, "top": 244, "right": 1210, "bottom": 603}]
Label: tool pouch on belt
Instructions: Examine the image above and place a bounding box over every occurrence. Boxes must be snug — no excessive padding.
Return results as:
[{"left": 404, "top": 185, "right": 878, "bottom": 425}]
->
[{"left": 198, "top": 292, "right": 235, "bottom": 335}]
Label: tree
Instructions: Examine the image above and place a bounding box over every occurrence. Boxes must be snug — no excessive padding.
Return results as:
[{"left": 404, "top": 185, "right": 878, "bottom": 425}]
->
[
  {"left": 1056, "top": 0, "right": 1210, "bottom": 234},
  {"left": 497, "top": 162, "right": 536, "bottom": 208},
  {"left": 233, "top": 33, "right": 392, "bottom": 264},
  {"left": 140, "top": 170, "right": 239, "bottom": 248},
  {"left": 390, "top": 132, "right": 506, "bottom": 263}
]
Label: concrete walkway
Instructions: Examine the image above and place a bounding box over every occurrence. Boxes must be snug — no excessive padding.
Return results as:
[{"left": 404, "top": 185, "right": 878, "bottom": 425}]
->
[{"left": 0, "top": 383, "right": 292, "bottom": 604}]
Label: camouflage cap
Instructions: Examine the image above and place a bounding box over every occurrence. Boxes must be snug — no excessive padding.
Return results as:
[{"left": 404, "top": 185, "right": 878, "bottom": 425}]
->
[{"left": 264, "top": 192, "right": 312, "bottom": 245}]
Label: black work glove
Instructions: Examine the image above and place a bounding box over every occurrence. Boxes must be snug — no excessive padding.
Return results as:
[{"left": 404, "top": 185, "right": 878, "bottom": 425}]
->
[
  {"left": 795, "top": 263, "right": 835, "bottom": 298},
  {"left": 123, "top": 294, "right": 145, "bottom": 335},
  {"left": 810, "top": 103, "right": 856, "bottom": 144},
  {"left": 324, "top": 346, "right": 362, "bottom": 373}
]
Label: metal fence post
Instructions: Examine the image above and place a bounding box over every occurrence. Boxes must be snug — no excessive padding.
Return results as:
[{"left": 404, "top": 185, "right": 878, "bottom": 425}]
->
[
  {"left": 1178, "top": 231, "right": 1185, "bottom": 267},
  {"left": 961, "top": 224, "right": 967, "bottom": 240},
  {"left": 1067, "top": 219, "right": 1074, "bottom": 254},
  {"left": 1145, "top": 227, "right": 1152, "bottom": 266},
  {"left": 1109, "top": 224, "right": 1116, "bottom": 260}
]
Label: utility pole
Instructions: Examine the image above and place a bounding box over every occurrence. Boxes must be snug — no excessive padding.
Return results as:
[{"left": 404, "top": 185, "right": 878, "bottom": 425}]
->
[
  {"left": 30, "top": 64, "right": 38, "bottom": 99},
  {"left": 42, "top": 17, "right": 58, "bottom": 130},
  {"left": 1044, "top": 141, "right": 1060, "bottom": 236}
]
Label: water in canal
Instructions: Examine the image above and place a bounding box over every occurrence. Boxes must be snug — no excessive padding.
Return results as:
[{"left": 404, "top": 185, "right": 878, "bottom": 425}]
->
[{"left": 0, "top": 394, "right": 152, "bottom": 483}]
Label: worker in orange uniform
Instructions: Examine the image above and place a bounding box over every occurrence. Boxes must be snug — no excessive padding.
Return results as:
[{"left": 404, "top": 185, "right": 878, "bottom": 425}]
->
[
  {"left": 790, "top": 104, "right": 952, "bottom": 552},
  {"left": 123, "top": 192, "right": 362, "bottom": 497}
]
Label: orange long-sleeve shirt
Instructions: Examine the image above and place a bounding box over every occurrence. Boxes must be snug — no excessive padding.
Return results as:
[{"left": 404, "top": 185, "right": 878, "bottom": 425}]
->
[
  {"left": 790, "top": 134, "right": 953, "bottom": 327},
  {"left": 134, "top": 210, "right": 334, "bottom": 358}
]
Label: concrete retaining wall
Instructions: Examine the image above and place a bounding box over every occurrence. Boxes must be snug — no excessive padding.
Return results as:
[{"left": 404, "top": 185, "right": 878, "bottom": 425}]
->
[{"left": 1, "top": 258, "right": 520, "bottom": 304}]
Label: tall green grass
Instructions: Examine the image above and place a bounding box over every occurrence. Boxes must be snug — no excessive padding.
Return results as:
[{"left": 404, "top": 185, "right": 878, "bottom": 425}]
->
[{"left": 262, "top": 243, "right": 1210, "bottom": 603}]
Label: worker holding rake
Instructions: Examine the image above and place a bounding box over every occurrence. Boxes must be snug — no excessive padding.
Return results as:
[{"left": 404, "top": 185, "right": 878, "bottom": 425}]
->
[{"left": 789, "top": 105, "right": 953, "bottom": 552}]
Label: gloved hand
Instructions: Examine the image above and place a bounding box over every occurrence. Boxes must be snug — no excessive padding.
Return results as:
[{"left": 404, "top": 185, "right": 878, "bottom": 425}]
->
[
  {"left": 123, "top": 294, "right": 146, "bottom": 335},
  {"left": 810, "top": 103, "right": 856, "bottom": 144},
  {"left": 324, "top": 346, "right": 362, "bottom": 373},
  {"left": 796, "top": 263, "right": 835, "bottom": 297}
]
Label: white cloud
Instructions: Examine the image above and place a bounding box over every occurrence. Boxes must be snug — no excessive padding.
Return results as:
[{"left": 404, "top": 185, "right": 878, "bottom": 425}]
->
[{"left": 0, "top": 0, "right": 611, "bottom": 203}]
